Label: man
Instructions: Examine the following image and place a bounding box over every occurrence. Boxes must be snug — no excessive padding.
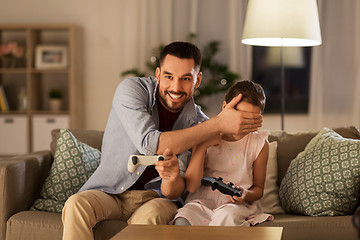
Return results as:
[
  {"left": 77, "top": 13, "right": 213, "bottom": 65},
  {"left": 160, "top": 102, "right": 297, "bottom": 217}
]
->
[{"left": 62, "top": 41, "right": 262, "bottom": 239}]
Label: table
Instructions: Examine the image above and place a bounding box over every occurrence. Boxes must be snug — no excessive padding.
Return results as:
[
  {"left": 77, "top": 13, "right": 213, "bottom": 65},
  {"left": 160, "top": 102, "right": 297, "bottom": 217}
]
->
[{"left": 110, "top": 225, "right": 283, "bottom": 240}]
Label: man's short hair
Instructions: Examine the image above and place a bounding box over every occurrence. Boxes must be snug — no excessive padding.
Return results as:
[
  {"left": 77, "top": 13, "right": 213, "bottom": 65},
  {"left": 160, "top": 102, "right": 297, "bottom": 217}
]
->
[
  {"left": 159, "top": 41, "right": 202, "bottom": 71},
  {"left": 225, "top": 80, "right": 266, "bottom": 112}
]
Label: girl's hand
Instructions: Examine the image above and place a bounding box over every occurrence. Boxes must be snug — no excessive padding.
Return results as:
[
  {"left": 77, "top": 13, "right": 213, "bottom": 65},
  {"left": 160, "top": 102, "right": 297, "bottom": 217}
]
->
[{"left": 227, "top": 185, "right": 247, "bottom": 205}]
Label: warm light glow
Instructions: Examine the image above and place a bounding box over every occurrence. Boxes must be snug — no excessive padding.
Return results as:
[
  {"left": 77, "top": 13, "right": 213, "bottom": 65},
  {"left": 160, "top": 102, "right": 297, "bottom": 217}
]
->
[
  {"left": 242, "top": 0, "right": 322, "bottom": 47},
  {"left": 242, "top": 38, "right": 321, "bottom": 47}
]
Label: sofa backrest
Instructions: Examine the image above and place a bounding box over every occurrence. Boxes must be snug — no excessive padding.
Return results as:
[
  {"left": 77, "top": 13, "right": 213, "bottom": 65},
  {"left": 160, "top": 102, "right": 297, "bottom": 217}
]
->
[
  {"left": 269, "top": 126, "right": 360, "bottom": 186},
  {"left": 50, "top": 128, "right": 104, "bottom": 157},
  {"left": 50, "top": 126, "right": 360, "bottom": 187}
]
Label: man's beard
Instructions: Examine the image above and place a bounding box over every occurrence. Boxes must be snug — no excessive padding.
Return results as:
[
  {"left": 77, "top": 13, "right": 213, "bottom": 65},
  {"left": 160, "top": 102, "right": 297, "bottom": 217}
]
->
[{"left": 158, "top": 90, "right": 191, "bottom": 113}]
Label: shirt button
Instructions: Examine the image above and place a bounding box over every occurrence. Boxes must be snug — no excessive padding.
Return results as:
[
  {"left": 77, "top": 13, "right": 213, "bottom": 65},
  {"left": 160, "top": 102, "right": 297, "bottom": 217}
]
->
[
  {"left": 121, "top": 187, "right": 124, "bottom": 190},
  {"left": 137, "top": 171, "right": 140, "bottom": 175}
]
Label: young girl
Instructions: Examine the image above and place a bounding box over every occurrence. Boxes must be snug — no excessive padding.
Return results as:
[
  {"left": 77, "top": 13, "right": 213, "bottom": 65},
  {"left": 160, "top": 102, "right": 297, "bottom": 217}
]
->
[{"left": 173, "top": 80, "right": 273, "bottom": 226}]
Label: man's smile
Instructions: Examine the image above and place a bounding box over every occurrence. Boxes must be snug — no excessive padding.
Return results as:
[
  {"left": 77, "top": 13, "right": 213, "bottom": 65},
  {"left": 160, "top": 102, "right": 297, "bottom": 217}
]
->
[{"left": 167, "top": 92, "right": 186, "bottom": 101}]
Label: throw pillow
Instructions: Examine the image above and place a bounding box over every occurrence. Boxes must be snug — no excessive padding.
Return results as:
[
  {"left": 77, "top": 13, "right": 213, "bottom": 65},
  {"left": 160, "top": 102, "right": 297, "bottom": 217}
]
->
[
  {"left": 279, "top": 128, "right": 360, "bottom": 216},
  {"left": 260, "top": 141, "right": 285, "bottom": 214},
  {"left": 31, "top": 128, "right": 101, "bottom": 213}
]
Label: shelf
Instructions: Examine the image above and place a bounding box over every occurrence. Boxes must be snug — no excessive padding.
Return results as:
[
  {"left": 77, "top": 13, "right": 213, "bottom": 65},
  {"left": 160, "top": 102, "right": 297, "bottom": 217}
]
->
[
  {"left": 0, "top": 24, "right": 83, "bottom": 154},
  {"left": 0, "top": 111, "right": 27, "bottom": 115},
  {"left": 0, "top": 68, "right": 27, "bottom": 73},
  {"left": 31, "top": 69, "right": 69, "bottom": 74},
  {"left": 30, "top": 110, "right": 69, "bottom": 115}
]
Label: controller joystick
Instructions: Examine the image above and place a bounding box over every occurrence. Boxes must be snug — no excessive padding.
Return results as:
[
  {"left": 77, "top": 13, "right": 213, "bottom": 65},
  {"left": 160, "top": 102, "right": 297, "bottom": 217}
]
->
[{"left": 131, "top": 156, "right": 138, "bottom": 165}]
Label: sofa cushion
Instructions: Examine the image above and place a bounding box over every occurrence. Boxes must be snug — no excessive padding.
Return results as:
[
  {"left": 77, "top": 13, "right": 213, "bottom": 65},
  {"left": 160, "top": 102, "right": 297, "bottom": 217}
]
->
[
  {"left": 31, "top": 129, "right": 101, "bottom": 213},
  {"left": 6, "top": 211, "right": 127, "bottom": 240},
  {"left": 268, "top": 126, "right": 360, "bottom": 185},
  {"left": 260, "top": 141, "right": 285, "bottom": 214},
  {"left": 279, "top": 128, "right": 360, "bottom": 216},
  {"left": 50, "top": 128, "right": 104, "bottom": 157}
]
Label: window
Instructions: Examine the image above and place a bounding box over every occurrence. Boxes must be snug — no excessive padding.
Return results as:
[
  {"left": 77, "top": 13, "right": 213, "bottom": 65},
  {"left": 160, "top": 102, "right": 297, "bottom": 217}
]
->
[{"left": 252, "top": 46, "right": 312, "bottom": 114}]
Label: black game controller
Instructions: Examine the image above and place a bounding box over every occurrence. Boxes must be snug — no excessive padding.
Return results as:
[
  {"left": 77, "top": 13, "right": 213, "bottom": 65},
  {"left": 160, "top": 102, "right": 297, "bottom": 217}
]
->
[{"left": 201, "top": 177, "right": 242, "bottom": 197}]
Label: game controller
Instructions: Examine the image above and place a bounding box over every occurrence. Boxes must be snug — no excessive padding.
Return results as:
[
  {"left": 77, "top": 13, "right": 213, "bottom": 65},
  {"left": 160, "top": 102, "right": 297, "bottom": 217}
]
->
[
  {"left": 201, "top": 177, "right": 242, "bottom": 197},
  {"left": 127, "top": 155, "right": 166, "bottom": 173}
]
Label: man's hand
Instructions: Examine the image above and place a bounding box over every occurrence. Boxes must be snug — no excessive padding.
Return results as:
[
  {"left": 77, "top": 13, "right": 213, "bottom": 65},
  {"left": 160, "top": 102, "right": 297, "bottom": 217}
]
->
[
  {"left": 157, "top": 148, "right": 185, "bottom": 199},
  {"left": 216, "top": 94, "right": 263, "bottom": 136},
  {"left": 155, "top": 148, "right": 180, "bottom": 182}
]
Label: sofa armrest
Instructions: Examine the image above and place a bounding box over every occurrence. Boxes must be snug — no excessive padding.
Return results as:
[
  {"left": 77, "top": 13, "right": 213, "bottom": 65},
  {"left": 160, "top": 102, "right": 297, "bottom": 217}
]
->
[{"left": 0, "top": 151, "right": 52, "bottom": 239}]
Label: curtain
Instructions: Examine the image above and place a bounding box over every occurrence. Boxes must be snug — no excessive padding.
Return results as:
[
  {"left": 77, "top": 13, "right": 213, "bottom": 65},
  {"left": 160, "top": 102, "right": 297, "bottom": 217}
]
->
[
  {"left": 118, "top": 0, "right": 360, "bottom": 131},
  {"left": 310, "top": 0, "right": 360, "bottom": 130},
  {"left": 118, "top": 0, "right": 199, "bottom": 76}
]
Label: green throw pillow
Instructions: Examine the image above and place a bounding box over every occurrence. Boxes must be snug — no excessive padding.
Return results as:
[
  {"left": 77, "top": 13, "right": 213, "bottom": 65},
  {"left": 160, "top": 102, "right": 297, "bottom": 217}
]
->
[
  {"left": 31, "top": 128, "right": 101, "bottom": 213},
  {"left": 279, "top": 128, "right": 360, "bottom": 216}
]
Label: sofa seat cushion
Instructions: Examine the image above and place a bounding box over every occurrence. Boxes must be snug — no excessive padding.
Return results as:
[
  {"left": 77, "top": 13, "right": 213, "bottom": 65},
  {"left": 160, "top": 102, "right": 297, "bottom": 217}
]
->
[
  {"left": 6, "top": 211, "right": 127, "bottom": 240},
  {"left": 6, "top": 211, "right": 63, "bottom": 240},
  {"left": 257, "top": 214, "right": 358, "bottom": 240}
]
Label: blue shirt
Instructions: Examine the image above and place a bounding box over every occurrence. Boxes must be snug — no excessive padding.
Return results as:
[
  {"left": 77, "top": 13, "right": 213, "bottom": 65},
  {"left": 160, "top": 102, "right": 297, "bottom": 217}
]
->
[{"left": 79, "top": 76, "right": 208, "bottom": 196}]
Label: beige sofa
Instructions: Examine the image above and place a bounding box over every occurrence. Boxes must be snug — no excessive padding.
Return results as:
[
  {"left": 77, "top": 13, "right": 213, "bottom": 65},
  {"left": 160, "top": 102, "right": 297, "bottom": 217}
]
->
[{"left": 1, "top": 127, "right": 359, "bottom": 240}]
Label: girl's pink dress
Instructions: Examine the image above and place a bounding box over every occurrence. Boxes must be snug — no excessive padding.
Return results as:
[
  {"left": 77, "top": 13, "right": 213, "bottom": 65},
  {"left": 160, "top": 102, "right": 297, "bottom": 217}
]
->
[{"left": 174, "top": 131, "right": 273, "bottom": 226}]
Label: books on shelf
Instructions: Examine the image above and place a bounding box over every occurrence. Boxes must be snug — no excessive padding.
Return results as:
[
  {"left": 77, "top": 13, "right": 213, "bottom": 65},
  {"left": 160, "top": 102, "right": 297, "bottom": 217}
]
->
[{"left": 0, "top": 85, "right": 10, "bottom": 112}]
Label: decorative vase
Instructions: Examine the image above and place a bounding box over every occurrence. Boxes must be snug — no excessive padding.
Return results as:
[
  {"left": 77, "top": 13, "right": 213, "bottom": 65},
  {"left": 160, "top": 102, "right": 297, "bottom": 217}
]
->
[
  {"left": 17, "top": 87, "right": 27, "bottom": 111},
  {"left": 49, "top": 99, "right": 62, "bottom": 111}
]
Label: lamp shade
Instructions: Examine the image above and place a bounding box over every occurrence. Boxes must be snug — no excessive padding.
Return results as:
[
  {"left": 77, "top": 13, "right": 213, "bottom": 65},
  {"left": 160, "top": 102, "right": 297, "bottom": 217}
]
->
[{"left": 242, "top": 0, "right": 322, "bottom": 47}]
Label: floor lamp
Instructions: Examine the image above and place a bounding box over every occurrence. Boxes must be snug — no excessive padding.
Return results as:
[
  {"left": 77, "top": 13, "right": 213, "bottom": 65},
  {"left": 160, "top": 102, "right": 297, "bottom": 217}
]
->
[{"left": 241, "top": 0, "right": 322, "bottom": 131}]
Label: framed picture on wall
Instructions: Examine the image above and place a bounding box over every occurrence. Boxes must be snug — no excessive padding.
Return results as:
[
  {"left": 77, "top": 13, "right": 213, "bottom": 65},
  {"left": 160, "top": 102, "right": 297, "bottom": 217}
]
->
[{"left": 35, "top": 45, "right": 68, "bottom": 69}]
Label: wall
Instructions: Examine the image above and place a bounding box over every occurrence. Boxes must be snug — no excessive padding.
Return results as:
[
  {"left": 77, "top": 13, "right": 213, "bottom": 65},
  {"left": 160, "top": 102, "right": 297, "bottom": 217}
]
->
[
  {"left": 0, "top": 0, "right": 357, "bottom": 133},
  {"left": 0, "top": 0, "right": 123, "bottom": 130}
]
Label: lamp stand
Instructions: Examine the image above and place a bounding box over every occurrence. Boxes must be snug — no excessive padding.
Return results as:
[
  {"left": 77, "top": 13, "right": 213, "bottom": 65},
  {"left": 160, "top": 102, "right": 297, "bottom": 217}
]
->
[{"left": 280, "top": 44, "right": 285, "bottom": 131}]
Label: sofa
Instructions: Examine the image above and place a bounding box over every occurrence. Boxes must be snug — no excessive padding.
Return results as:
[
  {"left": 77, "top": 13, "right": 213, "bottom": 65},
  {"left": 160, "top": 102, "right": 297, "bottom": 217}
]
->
[{"left": 1, "top": 126, "right": 359, "bottom": 240}]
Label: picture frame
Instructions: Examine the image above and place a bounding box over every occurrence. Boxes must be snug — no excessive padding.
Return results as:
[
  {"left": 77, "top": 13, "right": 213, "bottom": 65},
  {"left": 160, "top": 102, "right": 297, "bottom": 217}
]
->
[{"left": 35, "top": 45, "right": 68, "bottom": 69}]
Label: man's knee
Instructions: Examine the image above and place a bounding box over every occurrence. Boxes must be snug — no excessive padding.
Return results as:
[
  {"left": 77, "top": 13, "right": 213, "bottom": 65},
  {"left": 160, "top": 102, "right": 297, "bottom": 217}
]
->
[
  {"left": 127, "top": 198, "right": 178, "bottom": 225},
  {"left": 62, "top": 190, "right": 103, "bottom": 224}
]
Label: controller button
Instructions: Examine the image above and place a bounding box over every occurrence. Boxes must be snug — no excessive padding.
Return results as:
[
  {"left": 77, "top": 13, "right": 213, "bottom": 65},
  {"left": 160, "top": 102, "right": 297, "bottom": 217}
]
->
[
  {"left": 131, "top": 156, "right": 138, "bottom": 165},
  {"left": 158, "top": 156, "right": 164, "bottom": 161}
]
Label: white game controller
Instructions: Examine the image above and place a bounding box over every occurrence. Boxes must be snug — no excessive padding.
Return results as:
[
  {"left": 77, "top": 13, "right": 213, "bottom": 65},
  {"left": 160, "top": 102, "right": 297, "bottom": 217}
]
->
[{"left": 127, "top": 155, "right": 167, "bottom": 173}]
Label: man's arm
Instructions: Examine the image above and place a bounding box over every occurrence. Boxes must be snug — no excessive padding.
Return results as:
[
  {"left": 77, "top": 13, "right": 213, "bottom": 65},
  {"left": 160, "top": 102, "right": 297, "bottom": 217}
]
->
[{"left": 157, "top": 94, "right": 263, "bottom": 155}]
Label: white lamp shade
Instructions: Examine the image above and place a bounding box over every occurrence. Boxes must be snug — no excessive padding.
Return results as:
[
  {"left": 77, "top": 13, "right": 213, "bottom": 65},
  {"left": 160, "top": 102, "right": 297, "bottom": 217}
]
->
[{"left": 242, "top": 0, "right": 322, "bottom": 47}]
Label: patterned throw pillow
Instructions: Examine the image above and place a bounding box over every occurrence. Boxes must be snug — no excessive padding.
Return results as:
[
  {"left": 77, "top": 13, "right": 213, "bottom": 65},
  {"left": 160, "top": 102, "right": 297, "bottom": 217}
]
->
[
  {"left": 279, "top": 128, "right": 360, "bottom": 216},
  {"left": 31, "top": 128, "right": 101, "bottom": 213}
]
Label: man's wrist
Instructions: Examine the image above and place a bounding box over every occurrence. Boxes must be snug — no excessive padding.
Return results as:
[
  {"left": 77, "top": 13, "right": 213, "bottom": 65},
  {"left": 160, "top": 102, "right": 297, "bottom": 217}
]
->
[{"left": 206, "top": 116, "right": 222, "bottom": 135}]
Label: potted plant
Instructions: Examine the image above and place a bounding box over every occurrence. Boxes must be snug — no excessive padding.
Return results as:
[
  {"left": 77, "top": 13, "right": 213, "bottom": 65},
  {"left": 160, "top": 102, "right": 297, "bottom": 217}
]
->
[{"left": 49, "top": 89, "right": 62, "bottom": 111}]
